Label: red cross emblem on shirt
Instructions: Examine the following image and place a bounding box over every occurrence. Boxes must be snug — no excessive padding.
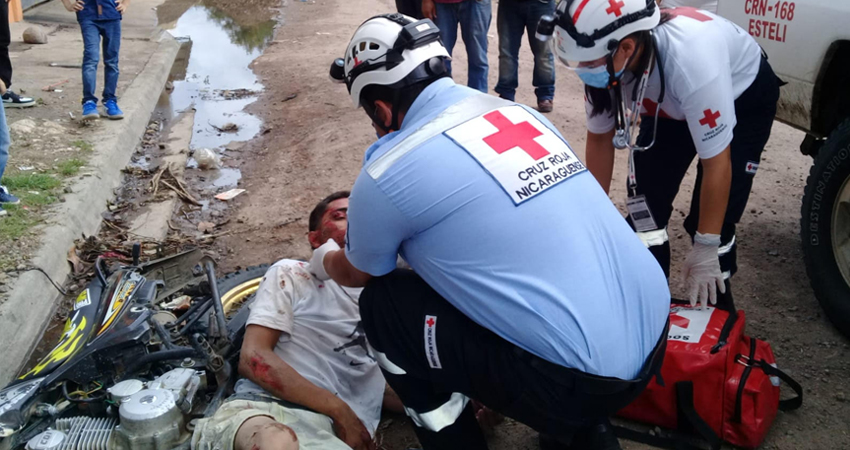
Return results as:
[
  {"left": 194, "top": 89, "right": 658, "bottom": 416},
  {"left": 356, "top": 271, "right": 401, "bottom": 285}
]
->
[
  {"left": 670, "top": 313, "right": 691, "bottom": 329},
  {"left": 699, "top": 109, "right": 722, "bottom": 129},
  {"left": 482, "top": 111, "right": 550, "bottom": 161},
  {"left": 426, "top": 317, "right": 435, "bottom": 327},
  {"left": 605, "top": 0, "right": 626, "bottom": 17},
  {"left": 668, "top": 7, "right": 713, "bottom": 22}
]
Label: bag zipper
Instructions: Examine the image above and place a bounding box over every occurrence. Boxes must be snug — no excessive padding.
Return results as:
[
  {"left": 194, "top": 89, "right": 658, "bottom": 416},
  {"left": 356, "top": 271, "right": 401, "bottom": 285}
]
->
[
  {"left": 711, "top": 310, "right": 738, "bottom": 354},
  {"left": 733, "top": 337, "right": 758, "bottom": 423}
]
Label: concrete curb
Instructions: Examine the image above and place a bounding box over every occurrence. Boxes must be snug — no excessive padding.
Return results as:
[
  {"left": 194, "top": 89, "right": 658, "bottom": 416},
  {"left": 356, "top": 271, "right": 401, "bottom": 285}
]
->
[{"left": 0, "top": 31, "right": 180, "bottom": 385}]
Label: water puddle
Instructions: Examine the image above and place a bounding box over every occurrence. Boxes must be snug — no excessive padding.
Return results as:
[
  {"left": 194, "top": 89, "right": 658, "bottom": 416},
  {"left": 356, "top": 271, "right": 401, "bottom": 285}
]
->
[{"left": 155, "top": 0, "right": 279, "bottom": 184}]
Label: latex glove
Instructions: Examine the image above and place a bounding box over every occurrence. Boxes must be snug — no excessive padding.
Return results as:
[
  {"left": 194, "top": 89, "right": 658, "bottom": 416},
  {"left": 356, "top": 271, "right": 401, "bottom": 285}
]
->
[
  {"left": 309, "top": 240, "right": 340, "bottom": 281},
  {"left": 683, "top": 232, "right": 726, "bottom": 308}
]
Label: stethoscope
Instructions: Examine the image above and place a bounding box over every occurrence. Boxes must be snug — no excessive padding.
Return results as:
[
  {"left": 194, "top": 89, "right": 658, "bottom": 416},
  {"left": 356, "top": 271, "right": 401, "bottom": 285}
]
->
[{"left": 608, "top": 31, "right": 667, "bottom": 196}]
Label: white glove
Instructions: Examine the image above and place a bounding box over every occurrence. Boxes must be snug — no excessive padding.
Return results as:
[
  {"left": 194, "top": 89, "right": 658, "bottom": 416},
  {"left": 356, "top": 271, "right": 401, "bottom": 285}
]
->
[
  {"left": 309, "top": 240, "right": 340, "bottom": 281},
  {"left": 683, "top": 232, "right": 726, "bottom": 308}
]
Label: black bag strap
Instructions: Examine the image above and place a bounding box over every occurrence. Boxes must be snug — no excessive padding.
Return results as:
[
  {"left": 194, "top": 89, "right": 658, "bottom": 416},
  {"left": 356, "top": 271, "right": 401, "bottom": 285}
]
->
[
  {"left": 675, "top": 382, "right": 722, "bottom": 450},
  {"left": 754, "top": 360, "right": 804, "bottom": 411},
  {"left": 613, "top": 382, "right": 721, "bottom": 450}
]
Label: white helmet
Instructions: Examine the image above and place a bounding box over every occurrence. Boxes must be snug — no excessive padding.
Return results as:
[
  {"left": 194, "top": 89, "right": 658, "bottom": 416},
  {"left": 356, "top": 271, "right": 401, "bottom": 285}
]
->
[
  {"left": 550, "top": 0, "right": 660, "bottom": 65},
  {"left": 330, "top": 14, "right": 450, "bottom": 107}
]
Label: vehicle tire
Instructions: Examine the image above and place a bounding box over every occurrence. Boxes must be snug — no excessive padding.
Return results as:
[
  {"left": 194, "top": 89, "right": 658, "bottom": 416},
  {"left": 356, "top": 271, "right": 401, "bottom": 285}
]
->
[
  {"left": 801, "top": 118, "right": 850, "bottom": 338},
  {"left": 217, "top": 264, "right": 270, "bottom": 317}
]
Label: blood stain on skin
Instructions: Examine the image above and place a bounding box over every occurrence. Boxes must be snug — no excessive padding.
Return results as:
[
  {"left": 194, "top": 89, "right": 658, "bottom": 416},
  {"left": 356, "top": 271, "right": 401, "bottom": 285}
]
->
[
  {"left": 263, "top": 423, "right": 298, "bottom": 442},
  {"left": 248, "top": 354, "right": 285, "bottom": 392}
]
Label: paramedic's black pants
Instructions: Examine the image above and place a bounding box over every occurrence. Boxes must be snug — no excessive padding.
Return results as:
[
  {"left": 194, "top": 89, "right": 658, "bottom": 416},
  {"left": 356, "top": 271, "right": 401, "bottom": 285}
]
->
[
  {"left": 360, "top": 270, "right": 666, "bottom": 450},
  {"left": 627, "top": 56, "right": 780, "bottom": 284}
]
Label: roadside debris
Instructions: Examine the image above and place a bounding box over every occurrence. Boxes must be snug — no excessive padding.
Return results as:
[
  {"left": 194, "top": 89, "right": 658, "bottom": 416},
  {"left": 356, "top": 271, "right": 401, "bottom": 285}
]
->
[
  {"left": 215, "top": 188, "right": 245, "bottom": 201},
  {"left": 151, "top": 164, "right": 202, "bottom": 205},
  {"left": 209, "top": 122, "right": 239, "bottom": 133},
  {"left": 41, "top": 79, "right": 69, "bottom": 92},
  {"left": 193, "top": 148, "right": 221, "bottom": 170}
]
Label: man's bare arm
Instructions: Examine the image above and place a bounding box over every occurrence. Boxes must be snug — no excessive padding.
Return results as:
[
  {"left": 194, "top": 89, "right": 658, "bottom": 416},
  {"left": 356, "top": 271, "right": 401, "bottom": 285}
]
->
[{"left": 239, "top": 324, "right": 374, "bottom": 450}]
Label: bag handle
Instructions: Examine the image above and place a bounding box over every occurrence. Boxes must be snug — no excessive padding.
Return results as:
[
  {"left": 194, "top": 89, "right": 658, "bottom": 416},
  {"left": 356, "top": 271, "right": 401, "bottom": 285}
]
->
[
  {"left": 755, "top": 360, "right": 804, "bottom": 411},
  {"left": 675, "top": 381, "right": 722, "bottom": 450}
]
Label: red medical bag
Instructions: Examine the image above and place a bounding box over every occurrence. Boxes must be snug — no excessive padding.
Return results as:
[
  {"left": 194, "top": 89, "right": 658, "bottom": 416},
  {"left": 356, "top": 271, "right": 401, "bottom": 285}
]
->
[{"left": 617, "top": 304, "right": 802, "bottom": 449}]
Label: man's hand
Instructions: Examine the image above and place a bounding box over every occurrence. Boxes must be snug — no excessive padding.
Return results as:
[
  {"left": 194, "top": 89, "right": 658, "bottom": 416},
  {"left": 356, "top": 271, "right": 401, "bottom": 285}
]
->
[
  {"left": 62, "top": 0, "right": 84, "bottom": 11},
  {"left": 115, "top": 0, "right": 128, "bottom": 13},
  {"left": 421, "top": 0, "right": 437, "bottom": 20},
  {"left": 683, "top": 232, "right": 726, "bottom": 308},
  {"left": 0, "top": 79, "right": 7, "bottom": 96},
  {"left": 331, "top": 403, "right": 375, "bottom": 450},
  {"left": 472, "top": 400, "right": 504, "bottom": 436},
  {"left": 309, "top": 240, "right": 340, "bottom": 281}
]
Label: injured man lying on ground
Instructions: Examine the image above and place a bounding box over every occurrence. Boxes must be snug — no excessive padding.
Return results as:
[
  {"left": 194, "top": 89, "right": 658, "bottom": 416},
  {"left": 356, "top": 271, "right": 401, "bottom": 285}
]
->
[{"left": 192, "top": 191, "right": 401, "bottom": 450}]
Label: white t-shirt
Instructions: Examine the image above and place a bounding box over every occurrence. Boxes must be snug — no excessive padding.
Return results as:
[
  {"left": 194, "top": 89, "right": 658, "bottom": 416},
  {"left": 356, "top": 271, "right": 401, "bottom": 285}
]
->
[
  {"left": 586, "top": 8, "right": 762, "bottom": 159},
  {"left": 660, "top": 0, "right": 717, "bottom": 13},
  {"left": 242, "top": 259, "right": 386, "bottom": 435}
]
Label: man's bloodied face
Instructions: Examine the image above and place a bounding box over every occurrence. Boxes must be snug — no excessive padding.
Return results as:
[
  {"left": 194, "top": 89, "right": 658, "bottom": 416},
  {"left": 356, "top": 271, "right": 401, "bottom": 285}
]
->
[{"left": 311, "top": 197, "right": 349, "bottom": 249}]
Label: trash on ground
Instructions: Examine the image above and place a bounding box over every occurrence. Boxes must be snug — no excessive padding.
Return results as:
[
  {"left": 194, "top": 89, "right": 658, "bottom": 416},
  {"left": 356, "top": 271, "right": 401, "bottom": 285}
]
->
[
  {"left": 18, "top": 166, "right": 34, "bottom": 171},
  {"left": 210, "top": 122, "right": 239, "bottom": 133},
  {"left": 151, "top": 164, "right": 202, "bottom": 206},
  {"left": 215, "top": 188, "right": 245, "bottom": 201},
  {"left": 42, "top": 79, "right": 69, "bottom": 92},
  {"left": 193, "top": 148, "right": 221, "bottom": 170},
  {"left": 197, "top": 221, "right": 216, "bottom": 233}
]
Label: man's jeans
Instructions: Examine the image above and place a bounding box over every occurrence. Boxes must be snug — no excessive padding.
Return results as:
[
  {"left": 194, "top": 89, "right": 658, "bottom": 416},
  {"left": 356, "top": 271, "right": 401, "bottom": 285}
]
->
[
  {"left": 495, "top": 0, "right": 555, "bottom": 101},
  {"left": 434, "top": 0, "right": 491, "bottom": 93},
  {"left": 80, "top": 19, "right": 121, "bottom": 104},
  {"left": 0, "top": 103, "right": 8, "bottom": 182}
]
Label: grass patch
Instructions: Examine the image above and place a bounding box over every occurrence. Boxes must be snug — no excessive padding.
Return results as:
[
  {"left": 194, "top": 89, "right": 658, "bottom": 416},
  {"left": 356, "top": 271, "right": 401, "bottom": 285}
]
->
[
  {"left": 71, "top": 140, "right": 93, "bottom": 153},
  {"left": 3, "top": 173, "right": 61, "bottom": 192},
  {"left": 0, "top": 205, "right": 39, "bottom": 240},
  {"left": 57, "top": 158, "right": 85, "bottom": 176}
]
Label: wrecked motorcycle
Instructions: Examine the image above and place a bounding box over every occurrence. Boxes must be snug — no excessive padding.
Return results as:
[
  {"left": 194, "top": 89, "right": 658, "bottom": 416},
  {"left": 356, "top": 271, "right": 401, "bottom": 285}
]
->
[{"left": 0, "top": 246, "right": 268, "bottom": 450}]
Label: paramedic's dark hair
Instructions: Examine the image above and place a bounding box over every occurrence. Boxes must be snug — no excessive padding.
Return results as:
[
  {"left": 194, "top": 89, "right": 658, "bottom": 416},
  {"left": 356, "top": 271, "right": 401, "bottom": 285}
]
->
[
  {"left": 585, "top": 11, "right": 672, "bottom": 118},
  {"left": 360, "top": 63, "right": 449, "bottom": 119},
  {"left": 309, "top": 191, "right": 350, "bottom": 232}
]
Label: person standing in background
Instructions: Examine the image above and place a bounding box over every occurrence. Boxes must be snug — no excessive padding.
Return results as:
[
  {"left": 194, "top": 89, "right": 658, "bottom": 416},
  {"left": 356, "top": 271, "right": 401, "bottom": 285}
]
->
[
  {"left": 396, "top": 0, "right": 423, "bottom": 19},
  {"left": 494, "top": 0, "right": 557, "bottom": 113},
  {"left": 0, "top": 0, "right": 22, "bottom": 216},
  {"left": 421, "top": 0, "right": 491, "bottom": 93},
  {"left": 61, "top": 0, "right": 127, "bottom": 120},
  {"left": 0, "top": 0, "right": 34, "bottom": 109}
]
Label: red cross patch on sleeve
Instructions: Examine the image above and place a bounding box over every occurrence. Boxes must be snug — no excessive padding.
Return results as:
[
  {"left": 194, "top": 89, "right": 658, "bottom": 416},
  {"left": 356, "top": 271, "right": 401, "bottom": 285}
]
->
[{"left": 444, "top": 106, "right": 587, "bottom": 205}]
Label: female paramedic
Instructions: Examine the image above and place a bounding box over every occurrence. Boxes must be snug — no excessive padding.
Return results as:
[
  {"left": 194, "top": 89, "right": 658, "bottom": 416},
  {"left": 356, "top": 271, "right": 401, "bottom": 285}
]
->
[{"left": 537, "top": 0, "right": 780, "bottom": 308}]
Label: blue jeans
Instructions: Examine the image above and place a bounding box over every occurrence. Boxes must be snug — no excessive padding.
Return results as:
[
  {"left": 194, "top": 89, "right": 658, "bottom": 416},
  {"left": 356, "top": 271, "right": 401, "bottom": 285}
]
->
[
  {"left": 0, "top": 103, "right": 8, "bottom": 182},
  {"left": 80, "top": 19, "right": 121, "bottom": 104},
  {"left": 495, "top": 0, "right": 555, "bottom": 101},
  {"left": 434, "top": 0, "right": 491, "bottom": 93}
]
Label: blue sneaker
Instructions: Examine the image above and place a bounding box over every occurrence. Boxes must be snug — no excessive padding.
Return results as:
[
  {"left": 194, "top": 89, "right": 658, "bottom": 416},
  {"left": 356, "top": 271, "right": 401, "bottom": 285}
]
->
[
  {"left": 0, "top": 186, "right": 19, "bottom": 204},
  {"left": 82, "top": 100, "right": 99, "bottom": 120},
  {"left": 104, "top": 99, "right": 123, "bottom": 120}
]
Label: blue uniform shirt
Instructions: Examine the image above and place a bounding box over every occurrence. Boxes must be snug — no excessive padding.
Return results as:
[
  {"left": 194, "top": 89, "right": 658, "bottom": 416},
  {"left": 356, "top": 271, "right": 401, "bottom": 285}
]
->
[
  {"left": 77, "top": 0, "right": 122, "bottom": 22},
  {"left": 346, "top": 78, "right": 669, "bottom": 379}
]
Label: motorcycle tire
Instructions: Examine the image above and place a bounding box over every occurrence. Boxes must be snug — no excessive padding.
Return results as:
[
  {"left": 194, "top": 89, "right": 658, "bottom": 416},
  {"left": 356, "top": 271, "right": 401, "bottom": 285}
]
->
[{"left": 801, "top": 117, "right": 850, "bottom": 338}]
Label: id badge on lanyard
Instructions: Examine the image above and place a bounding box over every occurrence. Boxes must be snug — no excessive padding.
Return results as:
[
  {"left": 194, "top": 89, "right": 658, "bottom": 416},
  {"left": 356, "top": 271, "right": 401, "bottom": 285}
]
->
[{"left": 627, "top": 148, "right": 658, "bottom": 232}]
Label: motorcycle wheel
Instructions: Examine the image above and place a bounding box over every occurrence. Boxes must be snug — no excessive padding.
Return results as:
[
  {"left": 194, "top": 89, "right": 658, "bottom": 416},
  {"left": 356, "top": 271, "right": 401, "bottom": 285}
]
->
[{"left": 217, "top": 265, "right": 270, "bottom": 317}]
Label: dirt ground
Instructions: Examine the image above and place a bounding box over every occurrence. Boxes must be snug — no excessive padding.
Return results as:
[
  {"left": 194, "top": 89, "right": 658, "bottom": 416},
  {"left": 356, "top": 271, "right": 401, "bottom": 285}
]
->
[{"left": 197, "top": 0, "right": 850, "bottom": 448}]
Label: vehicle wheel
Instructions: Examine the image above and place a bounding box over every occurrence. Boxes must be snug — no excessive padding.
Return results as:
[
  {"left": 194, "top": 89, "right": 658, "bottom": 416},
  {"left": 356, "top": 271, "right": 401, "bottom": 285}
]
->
[
  {"left": 217, "top": 264, "right": 270, "bottom": 317},
  {"left": 801, "top": 118, "right": 850, "bottom": 338}
]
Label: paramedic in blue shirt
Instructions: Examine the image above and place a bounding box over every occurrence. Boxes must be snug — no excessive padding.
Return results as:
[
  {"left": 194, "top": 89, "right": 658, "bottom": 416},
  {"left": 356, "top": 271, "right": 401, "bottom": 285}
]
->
[{"left": 315, "top": 14, "right": 670, "bottom": 450}]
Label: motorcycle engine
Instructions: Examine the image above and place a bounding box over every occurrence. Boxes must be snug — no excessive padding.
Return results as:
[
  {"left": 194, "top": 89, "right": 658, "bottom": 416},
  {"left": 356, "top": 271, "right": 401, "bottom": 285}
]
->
[{"left": 22, "top": 369, "right": 206, "bottom": 450}]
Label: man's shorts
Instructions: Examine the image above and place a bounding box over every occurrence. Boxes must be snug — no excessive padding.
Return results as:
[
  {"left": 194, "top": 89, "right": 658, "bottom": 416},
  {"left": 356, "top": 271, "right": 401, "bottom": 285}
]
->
[{"left": 191, "top": 399, "right": 351, "bottom": 450}]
